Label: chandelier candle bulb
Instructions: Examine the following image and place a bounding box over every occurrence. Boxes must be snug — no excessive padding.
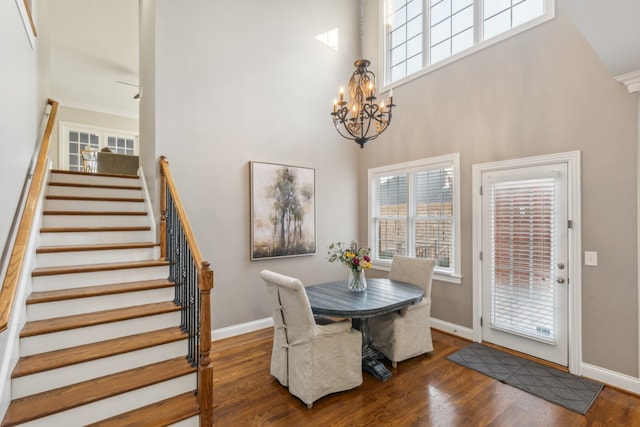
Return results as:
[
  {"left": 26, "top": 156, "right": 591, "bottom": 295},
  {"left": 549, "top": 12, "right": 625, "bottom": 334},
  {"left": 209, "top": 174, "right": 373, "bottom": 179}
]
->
[{"left": 339, "top": 87, "right": 344, "bottom": 102}]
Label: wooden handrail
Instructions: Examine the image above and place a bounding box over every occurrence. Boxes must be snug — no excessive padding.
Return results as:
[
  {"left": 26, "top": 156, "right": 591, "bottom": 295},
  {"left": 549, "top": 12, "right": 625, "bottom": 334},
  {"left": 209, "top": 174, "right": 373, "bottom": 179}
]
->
[
  {"left": 159, "top": 157, "right": 204, "bottom": 266},
  {"left": 159, "top": 156, "right": 213, "bottom": 426},
  {"left": 0, "top": 99, "right": 58, "bottom": 333}
]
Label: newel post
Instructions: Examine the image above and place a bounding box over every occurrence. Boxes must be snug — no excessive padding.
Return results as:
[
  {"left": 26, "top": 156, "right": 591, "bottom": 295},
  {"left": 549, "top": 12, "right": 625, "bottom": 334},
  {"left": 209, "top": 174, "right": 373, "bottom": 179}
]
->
[
  {"left": 159, "top": 156, "right": 168, "bottom": 260},
  {"left": 198, "top": 261, "right": 214, "bottom": 426}
]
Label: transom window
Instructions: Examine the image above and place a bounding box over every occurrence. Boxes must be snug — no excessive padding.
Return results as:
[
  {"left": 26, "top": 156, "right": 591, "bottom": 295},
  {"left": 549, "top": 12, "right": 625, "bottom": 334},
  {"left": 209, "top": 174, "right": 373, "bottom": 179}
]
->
[
  {"left": 368, "top": 153, "right": 461, "bottom": 283},
  {"left": 382, "top": 0, "right": 554, "bottom": 85}
]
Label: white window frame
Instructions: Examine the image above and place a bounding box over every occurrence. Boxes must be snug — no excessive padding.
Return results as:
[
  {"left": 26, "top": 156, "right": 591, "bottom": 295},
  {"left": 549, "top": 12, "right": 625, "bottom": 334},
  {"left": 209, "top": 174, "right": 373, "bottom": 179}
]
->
[
  {"left": 59, "top": 121, "right": 139, "bottom": 171},
  {"left": 380, "top": 0, "right": 555, "bottom": 89},
  {"left": 368, "top": 153, "right": 461, "bottom": 284}
]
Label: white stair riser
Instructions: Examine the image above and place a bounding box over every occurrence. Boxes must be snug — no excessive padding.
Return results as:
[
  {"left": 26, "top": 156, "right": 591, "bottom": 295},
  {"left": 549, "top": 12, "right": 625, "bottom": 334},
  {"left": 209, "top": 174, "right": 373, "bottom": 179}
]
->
[
  {"left": 44, "top": 199, "right": 146, "bottom": 212},
  {"left": 36, "top": 246, "right": 157, "bottom": 268},
  {"left": 27, "top": 287, "right": 174, "bottom": 321},
  {"left": 47, "top": 186, "right": 143, "bottom": 199},
  {"left": 19, "top": 374, "right": 196, "bottom": 427},
  {"left": 32, "top": 265, "right": 169, "bottom": 292},
  {"left": 20, "top": 311, "right": 181, "bottom": 356},
  {"left": 49, "top": 174, "right": 140, "bottom": 187},
  {"left": 42, "top": 213, "right": 149, "bottom": 228},
  {"left": 13, "top": 340, "right": 188, "bottom": 398},
  {"left": 38, "top": 229, "right": 154, "bottom": 246}
]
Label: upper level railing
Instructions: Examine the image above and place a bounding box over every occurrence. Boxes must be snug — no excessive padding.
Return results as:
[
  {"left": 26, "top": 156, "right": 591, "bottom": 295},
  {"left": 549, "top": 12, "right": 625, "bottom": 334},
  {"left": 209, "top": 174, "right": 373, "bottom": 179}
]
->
[
  {"left": 159, "top": 156, "right": 213, "bottom": 426},
  {"left": 0, "top": 99, "right": 58, "bottom": 333}
]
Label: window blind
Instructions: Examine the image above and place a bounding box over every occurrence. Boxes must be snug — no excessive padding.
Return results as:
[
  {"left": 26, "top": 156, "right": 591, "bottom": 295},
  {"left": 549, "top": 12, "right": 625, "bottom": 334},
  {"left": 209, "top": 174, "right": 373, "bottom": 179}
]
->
[
  {"left": 489, "top": 178, "right": 556, "bottom": 343},
  {"left": 414, "top": 166, "right": 454, "bottom": 270},
  {"left": 374, "top": 174, "right": 408, "bottom": 259}
]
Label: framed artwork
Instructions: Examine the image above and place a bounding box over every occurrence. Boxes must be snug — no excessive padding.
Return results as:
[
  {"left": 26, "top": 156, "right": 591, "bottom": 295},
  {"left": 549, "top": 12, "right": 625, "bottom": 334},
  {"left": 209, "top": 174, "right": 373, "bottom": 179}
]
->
[{"left": 250, "top": 161, "right": 316, "bottom": 260}]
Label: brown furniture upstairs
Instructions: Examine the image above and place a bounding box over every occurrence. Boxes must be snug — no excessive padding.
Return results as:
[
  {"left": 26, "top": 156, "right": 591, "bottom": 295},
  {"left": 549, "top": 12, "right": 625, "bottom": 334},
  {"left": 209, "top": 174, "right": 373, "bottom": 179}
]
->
[
  {"left": 97, "top": 152, "right": 139, "bottom": 175},
  {"left": 305, "top": 278, "right": 423, "bottom": 381}
]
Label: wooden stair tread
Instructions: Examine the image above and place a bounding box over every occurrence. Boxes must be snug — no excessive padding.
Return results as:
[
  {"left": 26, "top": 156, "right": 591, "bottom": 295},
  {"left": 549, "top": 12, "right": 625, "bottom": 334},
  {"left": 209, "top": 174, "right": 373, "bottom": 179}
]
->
[
  {"left": 27, "top": 278, "right": 173, "bottom": 304},
  {"left": 20, "top": 301, "right": 180, "bottom": 337},
  {"left": 12, "top": 327, "right": 188, "bottom": 378},
  {"left": 40, "top": 226, "right": 151, "bottom": 233},
  {"left": 43, "top": 210, "right": 148, "bottom": 216},
  {"left": 48, "top": 181, "right": 142, "bottom": 191},
  {"left": 46, "top": 195, "right": 144, "bottom": 202},
  {"left": 1, "top": 357, "right": 196, "bottom": 426},
  {"left": 36, "top": 242, "right": 158, "bottom": 254},
  {"left": 32, "top": 259, "right": 168, "bottom": 277},
  {"left": 50, "top": 169, "right": 139, "bottom": 179},
  {"left": 85, "top": 391, "right": 199, "bottom": 427}
]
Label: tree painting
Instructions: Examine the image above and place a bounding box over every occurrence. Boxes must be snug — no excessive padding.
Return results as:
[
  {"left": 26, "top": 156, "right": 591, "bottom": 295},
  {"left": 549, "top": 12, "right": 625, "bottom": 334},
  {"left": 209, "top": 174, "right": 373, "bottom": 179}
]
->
[{"left": 251, "top": 162, "right": 315, "bottom": 259}]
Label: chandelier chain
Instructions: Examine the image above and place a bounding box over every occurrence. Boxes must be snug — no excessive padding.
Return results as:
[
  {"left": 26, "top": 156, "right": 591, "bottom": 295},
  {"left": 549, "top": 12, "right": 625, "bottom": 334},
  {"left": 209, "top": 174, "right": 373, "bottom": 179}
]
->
[{"left": 359, "top": 0, "right": 365, "bottom": 59}]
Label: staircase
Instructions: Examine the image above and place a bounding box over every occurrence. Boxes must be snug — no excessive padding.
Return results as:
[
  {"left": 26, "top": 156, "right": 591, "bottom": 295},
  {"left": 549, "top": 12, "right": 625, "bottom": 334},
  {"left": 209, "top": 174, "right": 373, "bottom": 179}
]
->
[{"left": 1, "top": 170, "right": 199, "bottom": 426}]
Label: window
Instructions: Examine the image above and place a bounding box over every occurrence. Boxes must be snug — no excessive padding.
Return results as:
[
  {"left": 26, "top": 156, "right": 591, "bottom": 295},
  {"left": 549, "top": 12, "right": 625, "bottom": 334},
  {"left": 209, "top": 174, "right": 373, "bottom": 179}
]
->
[
  {"left": 59, "top": 122, "right": 138, "bottom": 172},
  {"left": 382, "top": 0, "right": 554, "bottom": 85},
  {"left": 368, "top": 153, "right": 461, "bottom": 283}
]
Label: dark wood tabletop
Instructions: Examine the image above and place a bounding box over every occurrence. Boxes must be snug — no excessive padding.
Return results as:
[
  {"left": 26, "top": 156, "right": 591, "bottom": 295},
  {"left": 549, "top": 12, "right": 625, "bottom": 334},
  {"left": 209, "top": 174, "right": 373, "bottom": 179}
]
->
[{"left": 305, "top": 278, "right": 424, "bottom": 319}]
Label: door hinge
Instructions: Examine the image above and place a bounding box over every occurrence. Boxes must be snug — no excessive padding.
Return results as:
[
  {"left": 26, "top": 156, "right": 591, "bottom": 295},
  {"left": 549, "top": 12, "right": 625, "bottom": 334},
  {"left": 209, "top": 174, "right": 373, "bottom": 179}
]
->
[
  {"left": 568, "top": 220, "right": 573, "bottom": 229},
  {"left": 480, "top": 317, "right": 483, "bottom": 327},
  {"left": 479, "top": 251, "right": 483, "bottom": 261},
  {"left": 480, "top": 185, "right": 483, "bottom": 196}
]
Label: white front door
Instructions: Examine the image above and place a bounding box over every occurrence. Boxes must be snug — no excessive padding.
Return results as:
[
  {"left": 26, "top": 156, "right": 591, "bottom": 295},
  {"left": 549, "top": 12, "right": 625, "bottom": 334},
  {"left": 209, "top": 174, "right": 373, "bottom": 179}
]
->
[{"left": 481, "top": 162, "right": 569, "bottom": 366}]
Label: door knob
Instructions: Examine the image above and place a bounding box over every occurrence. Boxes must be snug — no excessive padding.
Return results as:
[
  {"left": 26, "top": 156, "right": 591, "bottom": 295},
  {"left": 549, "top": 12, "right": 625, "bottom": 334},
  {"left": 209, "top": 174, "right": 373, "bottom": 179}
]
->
[
  {"left": 557, "top": 262, "right": 565, "bottom": 270},
  {"left": 557, "top": 277, "right": 565, "bottom": 284}
]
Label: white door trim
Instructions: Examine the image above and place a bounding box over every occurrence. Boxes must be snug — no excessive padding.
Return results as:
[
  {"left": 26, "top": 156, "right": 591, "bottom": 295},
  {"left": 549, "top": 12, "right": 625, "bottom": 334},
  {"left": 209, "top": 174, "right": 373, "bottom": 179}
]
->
[{"left": 472, "top": 151, "right": 582, "bottom": 374}]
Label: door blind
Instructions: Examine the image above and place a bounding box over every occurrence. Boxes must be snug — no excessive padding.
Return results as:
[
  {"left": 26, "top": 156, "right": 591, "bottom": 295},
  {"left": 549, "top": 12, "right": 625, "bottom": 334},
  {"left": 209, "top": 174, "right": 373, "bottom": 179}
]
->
[{"left": 489, "top": 177, "right": 556, "bottom": 343}]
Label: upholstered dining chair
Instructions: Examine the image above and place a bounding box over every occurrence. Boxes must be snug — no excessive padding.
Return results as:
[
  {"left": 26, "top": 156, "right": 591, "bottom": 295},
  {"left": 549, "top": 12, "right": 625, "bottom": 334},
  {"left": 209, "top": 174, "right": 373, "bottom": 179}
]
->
[
  {"left": 260, "top": 270, "right": 363, "bottom": 408},
  {"left": 368, "top": 256, "right": 436, "bottom": 367}
]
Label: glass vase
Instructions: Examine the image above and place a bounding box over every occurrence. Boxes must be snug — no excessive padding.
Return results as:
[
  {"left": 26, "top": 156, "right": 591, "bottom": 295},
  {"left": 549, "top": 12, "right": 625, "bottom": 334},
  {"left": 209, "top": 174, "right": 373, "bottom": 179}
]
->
[{"left": 347, "top": 268, "right": 367, "bottom": 292}]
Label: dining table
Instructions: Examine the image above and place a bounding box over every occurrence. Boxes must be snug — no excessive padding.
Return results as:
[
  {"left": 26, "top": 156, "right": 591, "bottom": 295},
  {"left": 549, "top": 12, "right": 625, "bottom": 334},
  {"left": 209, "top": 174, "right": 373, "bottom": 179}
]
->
[{"left": 305, "top": 277, "right": 424, "bottom": 381}]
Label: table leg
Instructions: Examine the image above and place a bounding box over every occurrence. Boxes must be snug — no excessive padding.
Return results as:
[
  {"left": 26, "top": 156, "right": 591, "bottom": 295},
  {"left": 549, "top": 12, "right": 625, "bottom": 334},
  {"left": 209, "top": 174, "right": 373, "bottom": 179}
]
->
[{"left": 354, "top": 318, "right": 392, "bottom": 381}]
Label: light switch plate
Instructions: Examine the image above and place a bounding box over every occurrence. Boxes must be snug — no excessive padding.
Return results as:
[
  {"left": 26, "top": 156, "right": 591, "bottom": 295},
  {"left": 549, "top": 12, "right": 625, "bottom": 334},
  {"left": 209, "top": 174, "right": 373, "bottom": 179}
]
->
[{"left": 584, "top": 251, "right": 598, "bottom": 266}]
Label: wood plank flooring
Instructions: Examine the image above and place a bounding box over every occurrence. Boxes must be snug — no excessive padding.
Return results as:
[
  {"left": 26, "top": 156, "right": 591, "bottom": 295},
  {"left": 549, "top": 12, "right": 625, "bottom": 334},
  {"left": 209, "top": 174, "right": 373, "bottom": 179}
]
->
[{"left": 211, "top": 328, "right": 640, "bottom": 426}]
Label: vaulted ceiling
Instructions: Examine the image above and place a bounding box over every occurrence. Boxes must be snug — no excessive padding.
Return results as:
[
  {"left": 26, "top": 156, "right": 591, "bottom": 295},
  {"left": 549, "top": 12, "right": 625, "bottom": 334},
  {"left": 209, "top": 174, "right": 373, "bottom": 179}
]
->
[
  {"left": 558, "top": 0, "right": 640, "bottom": 78},
  {"left": 45, "top": 1, "right": 639, "bottom": 120}
]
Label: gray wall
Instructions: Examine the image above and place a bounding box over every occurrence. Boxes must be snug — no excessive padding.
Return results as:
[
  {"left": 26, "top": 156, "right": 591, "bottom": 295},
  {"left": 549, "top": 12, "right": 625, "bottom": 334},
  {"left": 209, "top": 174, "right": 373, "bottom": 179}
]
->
[
  {"left": 0, "top": 1, "right": 44, "bottom": 274},
  {"left": 360, "top": 6, "right": 639, "bottom": 376},
  {"left": 146, "top": 0, "right": 363, "bottom": 329}
]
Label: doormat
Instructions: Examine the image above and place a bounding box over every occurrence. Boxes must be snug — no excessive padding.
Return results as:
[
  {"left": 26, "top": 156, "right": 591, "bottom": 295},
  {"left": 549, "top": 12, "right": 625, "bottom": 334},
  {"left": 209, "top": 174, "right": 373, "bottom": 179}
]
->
[{"left": 446, "top": 343, "right": 603, "bottom": 414}]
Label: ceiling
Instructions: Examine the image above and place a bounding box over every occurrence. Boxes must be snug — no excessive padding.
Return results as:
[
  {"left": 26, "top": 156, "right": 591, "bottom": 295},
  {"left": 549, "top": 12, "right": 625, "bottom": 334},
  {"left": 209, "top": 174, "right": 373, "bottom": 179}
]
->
[
  {"left": 558, "top": 0, "right": 640, "bottom": 78},
  {"left": 45, "top": 1, "right": 638, "bottom": 120},
  {"left": 47, "top": 0, "right": 139, "bottom": 118}
]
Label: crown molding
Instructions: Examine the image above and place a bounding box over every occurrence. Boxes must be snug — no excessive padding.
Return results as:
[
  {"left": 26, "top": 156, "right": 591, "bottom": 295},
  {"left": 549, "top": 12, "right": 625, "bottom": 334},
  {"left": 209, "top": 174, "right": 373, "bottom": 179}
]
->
[{"left": 615, "top": 69, "right": 640, "bottom": 94}]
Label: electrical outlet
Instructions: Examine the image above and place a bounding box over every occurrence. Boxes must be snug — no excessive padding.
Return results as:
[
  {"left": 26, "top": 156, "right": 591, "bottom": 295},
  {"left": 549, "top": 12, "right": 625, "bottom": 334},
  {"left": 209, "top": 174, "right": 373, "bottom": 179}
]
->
[{"left": 584, "top": 251, "right": 598, "bottom": 266}]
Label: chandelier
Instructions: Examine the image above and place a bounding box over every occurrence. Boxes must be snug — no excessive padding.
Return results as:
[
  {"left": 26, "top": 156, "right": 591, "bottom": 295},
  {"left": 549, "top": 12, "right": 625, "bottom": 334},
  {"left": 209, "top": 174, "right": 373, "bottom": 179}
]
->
[{"left": 331, "top": 59, "right": 395, "bottom": 149}]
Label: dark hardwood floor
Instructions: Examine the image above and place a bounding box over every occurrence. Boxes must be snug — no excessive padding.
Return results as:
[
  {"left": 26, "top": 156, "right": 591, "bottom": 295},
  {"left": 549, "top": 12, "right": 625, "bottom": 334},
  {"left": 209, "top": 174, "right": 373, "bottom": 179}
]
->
[{"left": 211, "top": 328, "right": 640, "bottom": 426}]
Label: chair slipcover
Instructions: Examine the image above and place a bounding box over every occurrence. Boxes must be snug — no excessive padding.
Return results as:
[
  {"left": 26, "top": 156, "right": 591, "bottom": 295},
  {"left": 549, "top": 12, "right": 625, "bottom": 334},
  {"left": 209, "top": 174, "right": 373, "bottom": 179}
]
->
[
  {"left": 261, "top": 270, "right": 363, "bottom": 407},
  {"left": 368, "top": 256, "right": 436, "bottom": 367}
]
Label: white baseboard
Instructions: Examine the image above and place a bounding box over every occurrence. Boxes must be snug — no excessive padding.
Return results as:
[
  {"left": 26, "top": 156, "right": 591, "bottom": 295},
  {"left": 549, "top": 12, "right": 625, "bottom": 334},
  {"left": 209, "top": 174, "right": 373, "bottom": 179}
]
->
[
  {"left": 430, "top": 317, "right": 474, "bottom": 341},
  {"left": 581, "top": 362, "right": 640, "bottom": 395},
  {"left": 212, "top": 317, "right": 273, "bottom": 341}
]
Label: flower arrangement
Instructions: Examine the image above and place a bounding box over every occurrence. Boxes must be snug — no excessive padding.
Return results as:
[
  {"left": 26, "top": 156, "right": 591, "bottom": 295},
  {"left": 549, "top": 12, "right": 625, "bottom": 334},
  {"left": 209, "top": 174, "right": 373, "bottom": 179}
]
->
[{"left": 327, "top": 241, "right": 372, "bottom": 272}]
